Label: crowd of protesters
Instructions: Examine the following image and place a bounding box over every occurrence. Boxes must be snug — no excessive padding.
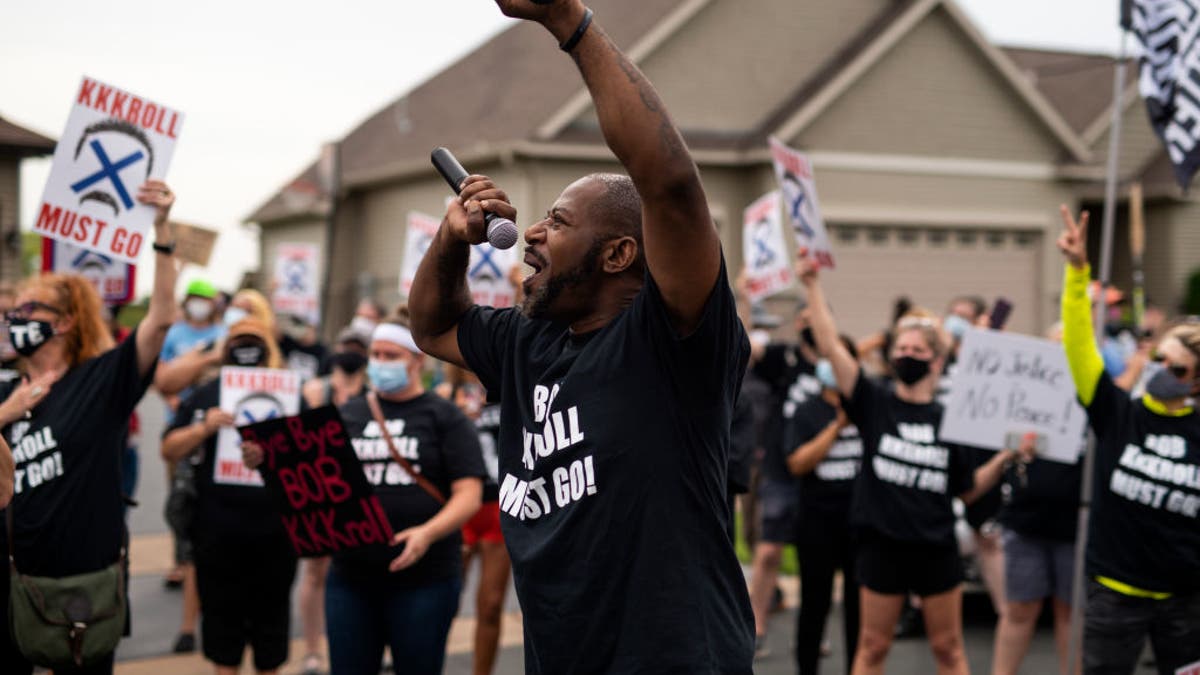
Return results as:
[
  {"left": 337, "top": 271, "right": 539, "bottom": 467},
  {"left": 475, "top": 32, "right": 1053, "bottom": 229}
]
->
[{"left": 3, "top": 2, "right": 1200, "bottom": 675}]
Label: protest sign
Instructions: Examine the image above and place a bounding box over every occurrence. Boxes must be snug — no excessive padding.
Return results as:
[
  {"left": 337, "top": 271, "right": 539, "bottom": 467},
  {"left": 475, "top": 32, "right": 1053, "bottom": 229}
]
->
[
  {"left": 399, "top": 211, "right": 440, "bottom": 297},
  {"left": 741, "top": 191, "right": 793, "bottom": 302},
  {"left": 769, "top": 136, "right": 835, "bottom": 269},
  {"left": 466, "top": 240, "right": 519, "bottom": 308},
  {"left": 34, "top": 76, "right": 183, "bottom": 263},
  {"left": 239, "top": 406, "right": 394, "bottom": 557},
  {"left": 41, "top": 238, "right": 135, "bottom": 305},
  {"left": 215, "top": 367, "right": 302, "bottom": 486},
  {"left": 400, "top": 211, "right": 519, "bottom": 307},
  {"left": 939, "top": 327, "right": 1086, "bottom": 464},
  {"left": 169, "top": 221, "right": 219, "bottom": 267},
  {"left": 271, "top": 243, "right": 321, "bottom": 324}
]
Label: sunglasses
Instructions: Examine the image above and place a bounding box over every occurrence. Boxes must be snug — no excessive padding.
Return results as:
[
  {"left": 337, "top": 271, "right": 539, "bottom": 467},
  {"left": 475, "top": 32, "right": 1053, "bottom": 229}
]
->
[
  {"left": 1151, "top": 353, "right": 1192, "bottom": 379},
  {"left": 4, "top": 301, "right": 63, "bottom": 322}
]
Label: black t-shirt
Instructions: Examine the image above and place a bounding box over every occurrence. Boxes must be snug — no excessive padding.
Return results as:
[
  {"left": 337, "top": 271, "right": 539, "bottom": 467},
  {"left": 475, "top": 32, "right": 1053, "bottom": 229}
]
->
[
  {"left": 336, "top": 392, "right": 484, "bottom": 588},
  {"left": 752, "top": 343, "right": 820, "bottom": 482},
  {"left": 999, "top": 453, "right": 1081, "bottom": 542},
  {"left": 1, "top": 331, "right": 152, "bottom": 576},
  {"left": 165, "top": 379, "right": 294, "bottom": 551},
  {"left": 457, "top": 264, "right": 754, "bottom": 674},
  {"left": 963, "top": 446, "right": 1003, "bottom": 529},
  {"left": 784, "top": 396, "right": 862, "bottom": 519},
  {"left": 1084, "top": 374, "right": 1200, "bottom": 593},
  {"left": 844, "top": 373, "right": 975, "bottom": 546},
  {"left": 476, "top": 403, "right": 502, "bottom": 502},
  {"left": 728, "top": 386, "right": 756, "bottom": 495},
  {"left": 279, "top": 335, "right": 328, "bottom": 380}
]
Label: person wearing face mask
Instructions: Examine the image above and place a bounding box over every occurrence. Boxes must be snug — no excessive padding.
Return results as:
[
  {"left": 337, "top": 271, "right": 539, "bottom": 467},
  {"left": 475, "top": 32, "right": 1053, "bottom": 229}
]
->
[
  {"left": 783, "top": 334, "right": 863, "bottom": 675},
  {"left": 1057, "top": 206, "right": 1200, "bottom": 674},
  {"left": 796, "top": 248, "right": 1023, "bottom": 675},
  {"left": 160, "top": 279, "right": 225, "bottom": 368},
  {"left": 161, "top": 317, "right": 298, "bottom": 675},
  {"left": 0, "top": 180, "right": 179, "bottom": 674},
  {"left": 316, "top": 319, "right": 484, "bottom": 675}
]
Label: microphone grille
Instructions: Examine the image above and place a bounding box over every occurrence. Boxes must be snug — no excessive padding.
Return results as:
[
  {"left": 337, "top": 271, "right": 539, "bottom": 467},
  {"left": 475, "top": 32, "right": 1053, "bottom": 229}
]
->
[{"left": 487, "top": 217, "right": 519, "bottom": 250}]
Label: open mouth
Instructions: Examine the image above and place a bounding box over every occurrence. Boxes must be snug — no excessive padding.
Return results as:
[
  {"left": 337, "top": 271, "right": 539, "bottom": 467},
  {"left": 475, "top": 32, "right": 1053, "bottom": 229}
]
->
[{"left": 523, "top": 248, "right": 547, "bottom": 283}]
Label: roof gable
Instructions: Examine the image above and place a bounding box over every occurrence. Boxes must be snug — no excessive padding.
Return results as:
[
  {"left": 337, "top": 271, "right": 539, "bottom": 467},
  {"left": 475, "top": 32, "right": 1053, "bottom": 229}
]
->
[{"left": 0, "top": 115, "right": 55, "bottom": 156}]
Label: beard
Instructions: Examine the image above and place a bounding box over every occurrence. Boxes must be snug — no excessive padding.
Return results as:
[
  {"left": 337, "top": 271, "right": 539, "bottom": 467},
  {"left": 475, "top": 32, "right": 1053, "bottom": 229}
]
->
[{"left": 520, "top": 238, "right": 606, "bottom": 320}]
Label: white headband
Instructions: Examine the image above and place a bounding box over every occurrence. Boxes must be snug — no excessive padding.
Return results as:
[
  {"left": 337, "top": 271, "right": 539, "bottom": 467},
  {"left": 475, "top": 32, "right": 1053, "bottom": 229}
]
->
[{"left": 371, "top": 323, "right": 421, "bottom": 355}]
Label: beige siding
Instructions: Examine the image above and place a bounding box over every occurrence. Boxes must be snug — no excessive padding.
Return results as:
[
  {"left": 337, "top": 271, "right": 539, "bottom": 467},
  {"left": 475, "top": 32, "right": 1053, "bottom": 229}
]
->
[
  {"left": 797, "top": 7, "right": 1064, "bottom": 163},
  {"left": 1164, "top": 202, "right": 1200, "bottom": 311},
  {"left": 1091, "top": 102, "right": 1163, "bottom": 180},
  {"left": 0, "top": 157, "right": 20, "bottom": 281},
  {"left": 632, "top": 0, "right": 889, "bottom": 131},
  {"left": 821, "top": 224, "right": 1043, "bottom": 339}
]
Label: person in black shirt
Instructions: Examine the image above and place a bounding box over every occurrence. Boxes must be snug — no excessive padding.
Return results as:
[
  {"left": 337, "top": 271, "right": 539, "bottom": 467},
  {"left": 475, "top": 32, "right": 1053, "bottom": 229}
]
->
[
  {"left": 162, "top": 317, "right": 297, "bottom": 675},
  {"left": 1058, "top": 206, "right": 1200, "bottom": 674},
  {"left": 784, "top": 336, "right": 862, "bottom": 675},
  {"left": 796, "top": 250, "right": 1022, "bottom": 675},
  {"left": 315, "top": 321, "right": 484, "bottom": 675},
  {"left": 408, "top": 2, "right": 754, "bottom": 672},
  {"left": 0, "top": 180, "right": 179, "bottom": 675},
  {"left": 991, "top": 436, "right": 1081, "bottom": 675}
]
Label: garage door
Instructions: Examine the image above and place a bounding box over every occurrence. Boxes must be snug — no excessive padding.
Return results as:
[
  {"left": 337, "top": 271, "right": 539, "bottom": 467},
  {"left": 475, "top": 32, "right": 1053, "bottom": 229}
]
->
[{"left": 817, "top": 224, "right": 1043, "bottom": 340}]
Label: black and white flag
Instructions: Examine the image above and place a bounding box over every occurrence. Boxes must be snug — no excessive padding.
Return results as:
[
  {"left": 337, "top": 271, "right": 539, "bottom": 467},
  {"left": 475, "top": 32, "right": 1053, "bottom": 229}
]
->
[{"left": 1125, "top": 0, "right": 1200, "bottom": 188}]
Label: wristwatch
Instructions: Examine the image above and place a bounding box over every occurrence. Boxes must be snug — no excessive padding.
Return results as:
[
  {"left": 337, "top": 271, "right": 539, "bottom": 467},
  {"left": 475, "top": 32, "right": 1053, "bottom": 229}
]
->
[{"left": 153, "top": 241, "right": 176, "bottom": 255}]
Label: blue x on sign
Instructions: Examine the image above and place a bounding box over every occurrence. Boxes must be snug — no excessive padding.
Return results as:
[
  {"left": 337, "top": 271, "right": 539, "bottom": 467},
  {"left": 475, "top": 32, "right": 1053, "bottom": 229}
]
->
[{"left": 69, "top": 139, "right": 144, "bottom": 210}]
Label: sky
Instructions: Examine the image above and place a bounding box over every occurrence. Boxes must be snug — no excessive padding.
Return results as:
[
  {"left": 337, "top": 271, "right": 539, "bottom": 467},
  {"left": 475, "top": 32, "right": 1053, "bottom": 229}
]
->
[{"left": 1, "top": 0, "right": 1123, "bottom": 295}]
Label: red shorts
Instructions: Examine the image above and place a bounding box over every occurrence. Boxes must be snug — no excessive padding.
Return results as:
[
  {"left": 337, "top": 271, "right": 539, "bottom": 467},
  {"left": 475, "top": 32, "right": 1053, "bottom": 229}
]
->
[{"left": 462, "top": 501, "right": 504, "bottom": 546}]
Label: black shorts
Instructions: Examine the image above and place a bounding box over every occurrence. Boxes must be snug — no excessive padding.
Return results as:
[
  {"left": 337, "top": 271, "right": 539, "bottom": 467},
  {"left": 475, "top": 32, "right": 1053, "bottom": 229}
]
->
[
  {"left": 757, "top": 478, "right": 800, "bottom": 544},
  {"left": 194, "top": 537, "right": 297, "bottom": 670},
  {"left": 856, "top": 530, "right": 962, "bottom": 597}
]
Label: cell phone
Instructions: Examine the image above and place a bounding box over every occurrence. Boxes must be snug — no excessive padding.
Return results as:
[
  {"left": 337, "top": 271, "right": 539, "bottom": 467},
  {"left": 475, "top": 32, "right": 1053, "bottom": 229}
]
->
[
  {"left": 1004, "top": 431, "right": 1047, "bottom": 455},
  {"left": 989, "top": 297, "right": 1014, "bottom": 330}
]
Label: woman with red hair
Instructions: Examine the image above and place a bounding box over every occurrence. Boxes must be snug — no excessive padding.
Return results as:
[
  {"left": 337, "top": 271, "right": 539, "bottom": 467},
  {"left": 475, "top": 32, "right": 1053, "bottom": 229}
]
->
[{"left": 0, "top": 180, "right": 179, "bottom": 674}]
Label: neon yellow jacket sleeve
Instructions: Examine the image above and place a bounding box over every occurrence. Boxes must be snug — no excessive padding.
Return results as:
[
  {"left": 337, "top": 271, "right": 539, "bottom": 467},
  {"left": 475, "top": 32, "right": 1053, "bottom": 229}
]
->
[{"left": 1061, "top": 263, "right": 1102, "bottom": 406}]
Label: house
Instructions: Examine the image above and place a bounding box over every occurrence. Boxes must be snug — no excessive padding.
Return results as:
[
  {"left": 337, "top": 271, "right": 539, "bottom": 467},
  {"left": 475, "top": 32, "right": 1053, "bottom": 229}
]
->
[
  {"left": 248, "top": 0, "right": 1198, "bottom": 339},
  {"left": 0, "top": 115, "right": 55, "bottom": 282}
]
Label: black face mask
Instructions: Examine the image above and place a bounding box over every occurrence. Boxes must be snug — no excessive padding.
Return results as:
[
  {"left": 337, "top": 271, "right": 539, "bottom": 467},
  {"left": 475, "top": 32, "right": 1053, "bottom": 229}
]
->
[
  {"left": 7, "top": 318, "right": 55, "bottom": 357},
  {"left": 227, "top": 341, "right": 267, "bottom": 367},
  {"left": 800, "top": 328, "right": 817, "bottom": 349},
  {"left": 331, "top": 351, "right": 368, "bottom": 374},
  {"left": 891, "top": 356, "right": 931, "bottom": 385}
]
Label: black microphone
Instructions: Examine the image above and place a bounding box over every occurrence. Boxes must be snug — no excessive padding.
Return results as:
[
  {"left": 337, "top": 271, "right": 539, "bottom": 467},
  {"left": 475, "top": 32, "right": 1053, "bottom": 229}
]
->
[{"left": 430, "top": 147, "right": 518, "bottom": 249}]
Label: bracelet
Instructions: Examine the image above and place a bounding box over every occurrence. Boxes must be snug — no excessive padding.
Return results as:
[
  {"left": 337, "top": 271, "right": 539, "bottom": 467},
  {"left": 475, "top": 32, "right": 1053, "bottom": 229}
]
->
[
  {"left": 153, "top": 241, "right": 176, "bottom": 255},
  {"left": 560, "top": 7, "right": 594, "bottom": 53}
]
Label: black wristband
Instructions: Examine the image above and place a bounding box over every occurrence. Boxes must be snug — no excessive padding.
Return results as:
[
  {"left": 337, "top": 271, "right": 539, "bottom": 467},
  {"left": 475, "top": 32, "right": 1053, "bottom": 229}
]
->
[
  {"left": 153, "top": 241, "right": 176, "bottom": 255},
  {"left": 559, "top": 8, "right": 593, "bottom": 53}
]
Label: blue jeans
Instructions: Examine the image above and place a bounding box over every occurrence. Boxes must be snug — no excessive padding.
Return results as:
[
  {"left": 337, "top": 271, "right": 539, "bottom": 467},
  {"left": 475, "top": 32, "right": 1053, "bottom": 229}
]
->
[{"left": 325, "top": 566, "right": 461, "bottom": 675}]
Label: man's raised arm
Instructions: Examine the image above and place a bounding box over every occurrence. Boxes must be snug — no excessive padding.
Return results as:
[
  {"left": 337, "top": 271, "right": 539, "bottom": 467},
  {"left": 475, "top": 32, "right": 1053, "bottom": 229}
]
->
[
  {"left": 409, "top": 177, "right": 517, "bottom": 367},
  {"left": 500, "top": 0, "right": 720, "bottom": 333}
]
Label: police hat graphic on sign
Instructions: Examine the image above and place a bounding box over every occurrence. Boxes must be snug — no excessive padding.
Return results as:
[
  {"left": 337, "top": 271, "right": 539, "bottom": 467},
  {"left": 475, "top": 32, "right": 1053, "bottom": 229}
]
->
[
  {"left": 69, "top": 119, "right": 154, "bottom": 217},
  {"left": 234, "top": 392, "right": 285, "bottom": 427}
]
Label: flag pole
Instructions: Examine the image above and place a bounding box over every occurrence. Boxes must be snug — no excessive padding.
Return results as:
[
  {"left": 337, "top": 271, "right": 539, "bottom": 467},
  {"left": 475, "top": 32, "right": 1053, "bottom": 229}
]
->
[{"left": 1066, "top": 30, "right": 1129, "bottom": 671}]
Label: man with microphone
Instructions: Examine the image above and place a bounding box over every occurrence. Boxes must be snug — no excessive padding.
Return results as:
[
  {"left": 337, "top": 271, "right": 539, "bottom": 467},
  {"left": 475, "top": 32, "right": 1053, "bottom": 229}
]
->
[{"left": 409, "top": 1, "right": 753, "bottom": 672}]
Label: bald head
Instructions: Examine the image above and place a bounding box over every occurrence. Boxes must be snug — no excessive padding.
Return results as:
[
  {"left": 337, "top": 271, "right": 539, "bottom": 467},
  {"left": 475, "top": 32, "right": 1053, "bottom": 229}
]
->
[{"left": 583, "top": 173, "right": 644, "bottom": 274}]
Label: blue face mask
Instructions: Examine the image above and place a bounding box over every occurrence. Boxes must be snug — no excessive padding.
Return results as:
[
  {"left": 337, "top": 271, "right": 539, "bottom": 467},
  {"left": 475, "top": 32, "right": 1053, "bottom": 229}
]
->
[
  {"left": 816, "top": 359, "right": 837, "bottom": 390},
  {"left": 223, "top": 307, "right": 248, "bottom": 328},
  {"left": 944, "top": 314, "right": 971, "bottom": 340},
  {"left": 368, "top": 359, "right": 410, "bottom": 393}
]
